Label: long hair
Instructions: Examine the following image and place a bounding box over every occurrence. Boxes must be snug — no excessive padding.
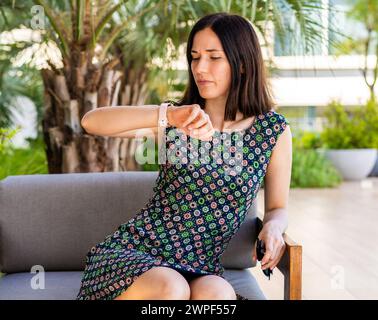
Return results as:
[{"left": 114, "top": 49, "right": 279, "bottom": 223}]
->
[{"left": 168, "top": 12, "right": 276, "bottom": 120}]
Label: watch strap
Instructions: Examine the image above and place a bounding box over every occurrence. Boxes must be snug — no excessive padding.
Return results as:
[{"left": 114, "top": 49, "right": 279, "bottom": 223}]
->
[{"left": 158, "top": 102, "right": 171, "bottom": 127}]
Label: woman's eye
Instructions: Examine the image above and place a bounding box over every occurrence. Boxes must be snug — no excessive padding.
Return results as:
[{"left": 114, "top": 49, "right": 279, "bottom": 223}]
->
[{"left": 192, "top": 57, "right": 221, "bottom": 60}]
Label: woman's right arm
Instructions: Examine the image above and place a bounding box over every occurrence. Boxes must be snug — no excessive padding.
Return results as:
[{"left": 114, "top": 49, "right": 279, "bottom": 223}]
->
[
  {"left": 81, "top": 104, "right": 215, "bottom": 141},
  {"left": 81, "top": 105, "right": 162, "bottom": 137}
]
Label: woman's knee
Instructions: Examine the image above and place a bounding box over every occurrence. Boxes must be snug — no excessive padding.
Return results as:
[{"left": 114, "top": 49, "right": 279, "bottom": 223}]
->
[
  {"left": 159, "top": 273, "right": 191, "bottom": 300},
  {"left": 114, "top": 266, "right": 191, "bottom": 300},
  {"left": 189, "top": 275, "right": 236, "bottom": 300},
  {"left": 204, "top": 287, "right": 236, "bottom": 300}
]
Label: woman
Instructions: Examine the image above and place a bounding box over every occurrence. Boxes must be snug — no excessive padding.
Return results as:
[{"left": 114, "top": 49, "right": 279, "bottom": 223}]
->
[{"left": 77, "top": 12, "right": 292, "bottom": 300}]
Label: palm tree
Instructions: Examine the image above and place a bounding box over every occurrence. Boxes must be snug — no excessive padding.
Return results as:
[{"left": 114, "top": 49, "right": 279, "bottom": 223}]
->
[
  {"left": 0, "top": 0, "right": 337, "bottom": 173},
  {"left": 0, "top": 2, "right": 43, "bottom": 128},
  {"left": 346, "top": 0, "right": 378, "bottom": 103}
]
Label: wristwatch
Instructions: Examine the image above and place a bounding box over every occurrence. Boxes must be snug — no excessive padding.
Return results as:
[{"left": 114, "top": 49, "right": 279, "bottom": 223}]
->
[{"left": 158, "top": 102, "right": 172, "bottom": 127}]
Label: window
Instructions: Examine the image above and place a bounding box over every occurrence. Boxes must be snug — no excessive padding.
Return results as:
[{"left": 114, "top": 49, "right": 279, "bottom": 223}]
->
[
  {"left": 273, "top": 0, "right": 370, "bottom": 57},
  {"left": 328, "top": 0, "right": 372, "bottom": 55}
]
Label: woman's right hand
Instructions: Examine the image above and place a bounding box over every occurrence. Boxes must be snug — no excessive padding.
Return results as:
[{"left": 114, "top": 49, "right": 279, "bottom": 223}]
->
[{"left": 166, "top": 104, "right": 215, "bottom": 141}]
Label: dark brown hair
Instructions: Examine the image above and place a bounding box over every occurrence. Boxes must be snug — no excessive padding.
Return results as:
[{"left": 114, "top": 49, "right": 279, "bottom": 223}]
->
[{"left": 168, "top": 12, "right": 276, "bottom": 120}]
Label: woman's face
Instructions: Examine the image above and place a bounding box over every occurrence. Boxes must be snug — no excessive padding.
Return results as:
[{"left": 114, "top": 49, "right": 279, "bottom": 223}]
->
[{"left": 190, "top": 27, "right": 231, "bottom": 101}]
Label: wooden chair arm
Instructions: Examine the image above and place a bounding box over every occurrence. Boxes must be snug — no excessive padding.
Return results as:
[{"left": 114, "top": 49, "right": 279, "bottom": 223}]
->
[{"left": 256, "top": 217, "right": 302, "bottom": 300}]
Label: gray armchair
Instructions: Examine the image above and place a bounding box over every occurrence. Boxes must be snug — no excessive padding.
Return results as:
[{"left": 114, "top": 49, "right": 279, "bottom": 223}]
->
[{"left": 0, "top": 171, "right": 302, "bottom": 300}]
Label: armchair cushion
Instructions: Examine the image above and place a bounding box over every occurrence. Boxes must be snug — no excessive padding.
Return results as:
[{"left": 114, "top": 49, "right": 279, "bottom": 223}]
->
[
  {"left": 0, "top": 269, "right": 266, "bottom": 300},
  {"left": 0, "top": 172, "right": 259, "bottom": 273}
]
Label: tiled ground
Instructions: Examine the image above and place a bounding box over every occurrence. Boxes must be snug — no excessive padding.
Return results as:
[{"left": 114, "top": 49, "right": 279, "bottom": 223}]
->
[{"left": 249, "top": 177, "right": 378, "bottom": 300}]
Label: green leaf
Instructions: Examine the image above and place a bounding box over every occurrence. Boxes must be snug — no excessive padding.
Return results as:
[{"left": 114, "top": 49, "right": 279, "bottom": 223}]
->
[
  {"left": 76, "top": 0, "right": 85, "bottom": 41},
  {"left": 90, "top": 2, "right": 125, "bottom": 49}
]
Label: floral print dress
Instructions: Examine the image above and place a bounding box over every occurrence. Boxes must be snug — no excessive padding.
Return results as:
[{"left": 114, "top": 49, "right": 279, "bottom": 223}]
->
[{"left": 76, "top": 110, "right": 289, "bottom": 300}]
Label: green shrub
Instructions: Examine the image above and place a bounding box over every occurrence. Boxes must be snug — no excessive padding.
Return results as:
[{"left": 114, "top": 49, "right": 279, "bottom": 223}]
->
[
  {"left": 320, "top": 100, "right": 378, "bottom": 149},
  {"left": 288, "top": 127, "right": 343, "bottom": 188},
  {"left": 365, "top": 100, "right": 378, "bottom": 148},
  {"left": 0, "top": 135, "right": 48, "bottom": 180},
  {"left": 290, "top": 148, "right": 342, "bottom": 188},
  {"left": 293, "top": 130, "right": 322, "bottom": 150},
  {"left": 0, "top": 126, "right": 20, "bottom": 156}
]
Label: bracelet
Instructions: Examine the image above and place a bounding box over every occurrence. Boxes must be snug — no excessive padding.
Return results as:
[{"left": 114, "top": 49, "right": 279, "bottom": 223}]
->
[{"left": 158, "top": 102, "right": 171, "bottom": 127}]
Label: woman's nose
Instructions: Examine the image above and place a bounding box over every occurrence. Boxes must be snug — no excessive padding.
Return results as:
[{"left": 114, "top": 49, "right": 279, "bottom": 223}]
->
[{"left": 194, "top": 57, "right": 209, "bottom": 73}]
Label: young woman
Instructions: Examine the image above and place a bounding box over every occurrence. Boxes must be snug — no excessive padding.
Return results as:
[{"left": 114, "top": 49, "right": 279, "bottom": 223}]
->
[{"left": 77, "top": 12, "right": 292, "bottom": 300}]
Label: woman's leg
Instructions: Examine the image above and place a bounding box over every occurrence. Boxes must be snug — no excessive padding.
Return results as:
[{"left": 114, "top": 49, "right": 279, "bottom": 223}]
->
[
  {"left": 189, "top": 275, "right": 237, "bottom": 300},
  {"left": 114, "top": 266, "right": 191, "bottom": 300}
]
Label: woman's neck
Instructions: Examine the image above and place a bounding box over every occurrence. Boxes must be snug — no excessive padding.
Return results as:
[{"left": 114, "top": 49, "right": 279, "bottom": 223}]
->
[{"left": 204, "top": 99, "right": 247, "bottom": 131}]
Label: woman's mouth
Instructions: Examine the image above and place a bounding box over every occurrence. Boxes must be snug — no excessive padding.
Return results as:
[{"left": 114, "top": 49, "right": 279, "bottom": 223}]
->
[{"left": 198, "top": 80, "right": 213, "bottom": 86}]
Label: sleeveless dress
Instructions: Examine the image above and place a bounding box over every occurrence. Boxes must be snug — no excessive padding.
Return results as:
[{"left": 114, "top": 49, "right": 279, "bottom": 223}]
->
[{"left": 76, "top": 110, "right": 289, "bottom": 300}]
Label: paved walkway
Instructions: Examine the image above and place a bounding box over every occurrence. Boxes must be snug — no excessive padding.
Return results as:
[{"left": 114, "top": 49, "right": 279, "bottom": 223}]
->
[{"left": 249, "top": 177, "right": 378, "bottom": 300}]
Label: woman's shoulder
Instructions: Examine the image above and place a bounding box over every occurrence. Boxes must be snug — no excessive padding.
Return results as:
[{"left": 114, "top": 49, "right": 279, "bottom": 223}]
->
[
  {"left": 263, "top": 109, "right": 289, "bottom": 124},
  {"left": 260, "top": 109, "right": 290, "bottom": 130},
  {"left": 255, "top": 109, "right": 290, "bottom": 141}
]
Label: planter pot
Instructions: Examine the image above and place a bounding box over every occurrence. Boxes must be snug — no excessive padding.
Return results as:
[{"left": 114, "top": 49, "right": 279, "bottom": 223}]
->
[
  {"left": 322, "top": 149, "right": 377, "bottom": 181},
  {"left": 368, "top": 149, "right": 378, "bottom": 177}
]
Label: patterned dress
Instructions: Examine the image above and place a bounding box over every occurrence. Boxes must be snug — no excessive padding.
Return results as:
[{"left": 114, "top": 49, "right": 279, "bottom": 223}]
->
[{"left": 76, "top": 110, "right": 289, "bottom": 300}]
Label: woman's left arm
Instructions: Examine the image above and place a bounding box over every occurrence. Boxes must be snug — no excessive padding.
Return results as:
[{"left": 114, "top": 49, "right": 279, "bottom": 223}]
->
[{"left": 252, "top": 124, "right": 293, "bottom": 271}]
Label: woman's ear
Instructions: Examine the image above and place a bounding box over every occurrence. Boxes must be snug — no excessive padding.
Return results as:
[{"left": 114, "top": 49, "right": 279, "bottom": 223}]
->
[{"left": 240, "top": 65, "right": 245, "bottom": 74}]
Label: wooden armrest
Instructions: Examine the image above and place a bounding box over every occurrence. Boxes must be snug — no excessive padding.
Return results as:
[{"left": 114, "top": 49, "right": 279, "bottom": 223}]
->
[{"left": 256, "top": 217, "right": 302, "bottom": 300}]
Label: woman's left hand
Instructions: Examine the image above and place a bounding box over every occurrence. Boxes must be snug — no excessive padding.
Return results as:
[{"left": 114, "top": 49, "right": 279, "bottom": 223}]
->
[{"left": 252, "top": 221, "right": 286, "bottom": 271}]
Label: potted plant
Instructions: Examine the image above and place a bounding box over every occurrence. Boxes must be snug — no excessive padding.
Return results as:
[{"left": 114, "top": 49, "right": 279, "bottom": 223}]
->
[
  {"left": 290, "top": 130, "right": 342, "bottom": 188},
  {"left": 319, "top": 100, "right": 378, "bottom": 181}
]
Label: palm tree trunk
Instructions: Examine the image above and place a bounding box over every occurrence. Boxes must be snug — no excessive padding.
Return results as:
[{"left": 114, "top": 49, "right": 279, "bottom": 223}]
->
[
  {"left": 40, "top": 50, "right": 150, "bottom": 173},
  {"left": 120, "top": 62, "right": 149, "bottom": 171}
]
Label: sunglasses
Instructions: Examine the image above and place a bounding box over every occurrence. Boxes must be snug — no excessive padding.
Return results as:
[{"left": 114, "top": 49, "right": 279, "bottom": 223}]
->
[{"left": 256, "top": 238, "right": 273, "bottom": 280}]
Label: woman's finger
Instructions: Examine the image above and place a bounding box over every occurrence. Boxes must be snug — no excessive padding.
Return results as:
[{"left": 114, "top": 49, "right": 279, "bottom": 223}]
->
[
  {"left": 182, "top": 105, "right": 201, "bottom": 127},
  {"left": 263, "top": 242, "right": 285, "bottom": 271},
  {"left": 252, "top": 241, "right": 257, "bottom": 262},
  {"left": 276, "top": 242, "right": 286, "bottom": 264},
  {"left": 268, "top": 240, "right": 279, "bottom": 262},
  {"left": 187, "top": 112, "right": 209, "bottom": 130},
  {"left": 192, "top": 121, "right": 212, "bottom": 136},
  {"left": 190, "top": 128, "right": 212, "bottom": 141},
  {"left": 195, "top": 125, "right": 215, "bottom": 141},
  {"left": 262, "top": 258, "right": 276, "bottom": 271},
  {"left": 198, "top": 128, "right": 215, "bottom": 141},
  {"left": 261, "top": 244, "right": 276, "bottom": 270},
  {"left": 260, "top": 241, "right": 274, "bottom": 267},
  {"left": 273, "top": 238, "right": 286, "bottom": 261}
]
